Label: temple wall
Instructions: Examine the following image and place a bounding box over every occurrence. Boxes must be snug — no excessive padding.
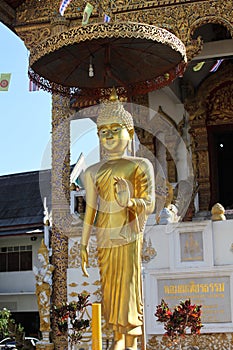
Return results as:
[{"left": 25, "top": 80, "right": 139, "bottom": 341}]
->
[
  {"left": 67, "top": 218, "right": 233, "bottom": 349},
  {"left": 0, "top": 294, "right": 37, "bottom": 312}
]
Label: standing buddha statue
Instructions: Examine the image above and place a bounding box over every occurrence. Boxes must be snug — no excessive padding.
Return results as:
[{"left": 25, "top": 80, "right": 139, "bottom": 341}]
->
[{"left": 80, "top": 90, "right": 155, "bottom": 350}]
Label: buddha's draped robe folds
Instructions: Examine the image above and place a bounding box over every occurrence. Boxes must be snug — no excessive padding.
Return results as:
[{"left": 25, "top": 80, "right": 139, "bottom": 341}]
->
[{"left": 82, "top": 156, "right": 155, "bottom": 335}]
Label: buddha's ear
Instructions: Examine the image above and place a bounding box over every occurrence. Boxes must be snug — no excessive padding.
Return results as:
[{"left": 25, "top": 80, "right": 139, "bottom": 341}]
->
[{"left": 128, "top": 129, "right": 134, "bottom": 139}]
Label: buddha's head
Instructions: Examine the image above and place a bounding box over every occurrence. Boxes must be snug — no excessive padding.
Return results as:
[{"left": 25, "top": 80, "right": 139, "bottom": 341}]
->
[{"left": 97, "top": 89, "right": 134, "bottom": 155}]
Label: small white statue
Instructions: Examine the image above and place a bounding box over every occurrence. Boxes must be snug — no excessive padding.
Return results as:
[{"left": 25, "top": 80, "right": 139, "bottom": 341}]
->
[
  {"left": 159, "top": 204, "right": 179, "bottom": 225},
  {"left": 33, "top": 239, "right": 54, "bottom": 342},
  {"left": 156, "top": 180, "right": 179, "bottom": 224}
]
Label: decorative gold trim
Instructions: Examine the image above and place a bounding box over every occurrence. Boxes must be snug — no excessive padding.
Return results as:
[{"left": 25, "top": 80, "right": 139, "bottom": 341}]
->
[
  {"left": 142, "top": 237, "right": 157, "bottom": 263},
  {"left": 17, "top": 26, "right": 51, "bottom": 49},
  {"left": 190, "top": 15, "right": 233, "bottom": 38},
  {"left": 29, "top": 22, "right": 186, "bottom": 66},
  {"left": 7, "top": 0, "right": 233, "bottom": 61},
  {"left": 147, "top": 333, "right": 233, "bottom": 349},
  {"left": 110, "top": 0, "right": 216, "bottom": 13},
  {"left": 28, "top": 21, "right": 186, "bottom": 97},
  {"left": 69, "top": 238, "right": 99, "bottom": 269}
]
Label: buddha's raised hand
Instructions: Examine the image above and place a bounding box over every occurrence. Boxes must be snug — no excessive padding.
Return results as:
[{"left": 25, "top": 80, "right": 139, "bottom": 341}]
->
[{"left": 114, "top": 177, "right": 133, "bottom": 208}]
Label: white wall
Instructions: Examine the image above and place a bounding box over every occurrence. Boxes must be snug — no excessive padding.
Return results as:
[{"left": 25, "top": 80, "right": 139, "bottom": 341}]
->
[
  {"left": 0, "top": 235, "right": 43, "bottom": 312},
  {"left": 0, "top": 294, "right": 37, "bottom": 312},
  {"left": 0, "top": 271, "right": 36, "bottom": 293},
  {"left": 212, "top": 219, "right": 233, "bottom": 266},
  {"left": 67, "top": 219, "right": 233, "bottom": 339}
]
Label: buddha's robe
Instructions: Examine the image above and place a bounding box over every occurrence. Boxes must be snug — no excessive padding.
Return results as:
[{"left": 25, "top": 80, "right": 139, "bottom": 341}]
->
[{"left": 82, "top": 156, "right": 155, "bottom": 335}]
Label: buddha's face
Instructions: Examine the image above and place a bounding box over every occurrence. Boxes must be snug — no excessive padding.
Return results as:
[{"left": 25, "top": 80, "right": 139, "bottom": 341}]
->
[{"left": 98, "top": 123, "right": 132, "bottom": 153}]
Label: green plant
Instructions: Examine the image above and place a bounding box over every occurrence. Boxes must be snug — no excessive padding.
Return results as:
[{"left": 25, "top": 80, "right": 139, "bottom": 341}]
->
[
  {"left": 155, "top": 299, "right": 203, "bottom": 348},
  {"left": 53, "top": 293, "right": 91, "bottom": 347},
  {"left": 0, "top": 308, "right": 12, "bottom": 338},
  {"left": 0, "top": 308, "right": 34, "bottom": 349}
]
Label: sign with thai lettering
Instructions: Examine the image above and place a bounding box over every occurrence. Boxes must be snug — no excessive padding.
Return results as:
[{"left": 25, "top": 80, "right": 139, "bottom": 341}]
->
[{"left": 157, "top": 276, "right": 231, "bottom": 323}]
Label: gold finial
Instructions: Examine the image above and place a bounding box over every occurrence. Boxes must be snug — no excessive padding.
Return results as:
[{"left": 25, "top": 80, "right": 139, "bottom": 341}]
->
[
  {"left": 211, "top": 203, "right": 226, "bottom": 221},
  {"left": 70, "top": 183, "right": 76, "bottom": 191},
  {"left": 109, "top": 87, "right": 118, "bottom": 101},
  {"left": 38, "top": 239, "right": 48, "bottom": 255}
]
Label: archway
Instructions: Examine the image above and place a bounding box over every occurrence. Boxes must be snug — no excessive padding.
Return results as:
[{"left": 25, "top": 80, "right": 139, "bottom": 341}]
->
[
  {"left": 208, "top": 125, "right": 233, "bottom": 209},
  {"left": 188, "top": 62, "right": 233, "bottom": 211}
]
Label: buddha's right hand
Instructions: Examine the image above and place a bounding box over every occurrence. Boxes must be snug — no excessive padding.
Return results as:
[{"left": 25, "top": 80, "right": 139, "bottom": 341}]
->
[
  {"left": 80, "top": 244, "right": 89, "bottom": 277},
  {"left": 114, "top": 177, "right": 133, "bottom": 208}
]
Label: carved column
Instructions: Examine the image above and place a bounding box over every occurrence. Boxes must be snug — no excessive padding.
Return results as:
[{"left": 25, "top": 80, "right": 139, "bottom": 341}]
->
[
  {"left": 51, "top": 94, "right": 71, "bottom": 349},
  {"left": 195, "top": 126, "right": 210, "bottom": 211},
  {"left": 165, "top": 136, "right": 179, "bottom": 184},
  {"left": 189, "top": 117, "right": 210, "bottom": 211}
]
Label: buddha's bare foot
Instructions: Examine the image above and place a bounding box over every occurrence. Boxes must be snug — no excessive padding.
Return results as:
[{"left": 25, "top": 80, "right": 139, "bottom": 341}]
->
[
  {"left": 125, "top": 335, "right": 137, "bottom": 350},
  {"left": 110, "top": 338, "right": 125, "bottom": 350},
  {"left": 110, "top": 332, "right": 125, "bottom": 350}
]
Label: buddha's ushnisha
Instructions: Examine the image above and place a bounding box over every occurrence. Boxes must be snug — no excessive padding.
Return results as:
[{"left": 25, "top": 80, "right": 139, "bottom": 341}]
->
[{"left": 81, "top": 89, "right": 155, "bottom": 350}]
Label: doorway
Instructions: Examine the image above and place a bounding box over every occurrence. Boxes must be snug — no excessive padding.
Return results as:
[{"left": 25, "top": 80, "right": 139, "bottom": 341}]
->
[{"left": 208, "top": 126, "right": 233, "bottom": 209}]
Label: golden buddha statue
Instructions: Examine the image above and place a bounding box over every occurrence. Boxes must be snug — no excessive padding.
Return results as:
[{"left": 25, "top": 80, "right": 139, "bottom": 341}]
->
[{"left": 80, "top": 90, "right": 155, "bottom": 350}]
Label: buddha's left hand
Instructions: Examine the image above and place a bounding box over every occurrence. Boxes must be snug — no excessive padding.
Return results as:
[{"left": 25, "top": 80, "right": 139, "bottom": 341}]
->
[
  {"left": 114, "top": 177, "right": 133, "bottom": 208},
  {"left": 81, "top": 244, "right": 89, "bottom": 277}
]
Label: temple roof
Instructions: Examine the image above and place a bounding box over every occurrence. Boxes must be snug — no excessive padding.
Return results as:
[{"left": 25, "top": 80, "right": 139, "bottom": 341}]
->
[
  {"left": 0, "top": 169, "right": 51, "bottom": 236},
  {"left": 0, "top": 157, "right": 85, "bottom": 236}
]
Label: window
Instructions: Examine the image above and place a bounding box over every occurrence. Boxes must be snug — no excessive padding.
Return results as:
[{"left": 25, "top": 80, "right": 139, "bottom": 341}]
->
[
  {"left": 70, "top": 189, "right": 86, "bottom": 218},
  {"left": 0, "top": 245, "right": 32, "bottom": 272}
]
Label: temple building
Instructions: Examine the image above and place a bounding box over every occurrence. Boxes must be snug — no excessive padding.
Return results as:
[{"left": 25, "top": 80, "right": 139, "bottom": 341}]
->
[
  {"left": 0, "top": 0, "right": 233, "bottom": 349},
  {"left": 0, "top": 170, "right": 48, "bottom": 336}
]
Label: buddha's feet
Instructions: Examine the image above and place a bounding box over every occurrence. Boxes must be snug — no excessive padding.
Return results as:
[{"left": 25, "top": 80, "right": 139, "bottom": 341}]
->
[{"left": 110, "top": 338, "right": 125, "bottom": 350}]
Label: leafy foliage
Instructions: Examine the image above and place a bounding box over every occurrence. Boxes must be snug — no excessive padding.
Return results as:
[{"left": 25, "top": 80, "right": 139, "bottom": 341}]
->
[
  {"left": 53, "top": 293, "right": 91, "bottom": 346},
  {"left": 155, "top": 299, "right": 203, "bottom": 343},
  {"left": 0, "top": 308, "right": 34, "bottom": 349},
  {"left": 0, "top": 308, "right": 12, "bottom": 338}
]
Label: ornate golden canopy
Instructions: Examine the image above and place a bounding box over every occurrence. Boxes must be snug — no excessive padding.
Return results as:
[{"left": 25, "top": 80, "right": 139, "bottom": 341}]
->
[{"left": 28, "top": 21, "right": 187, "bottom": 99}]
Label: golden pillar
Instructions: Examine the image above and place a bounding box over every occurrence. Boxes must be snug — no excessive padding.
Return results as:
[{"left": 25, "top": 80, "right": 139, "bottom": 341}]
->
[{"left": 92, "top": 303, "right": 102, "bottom": 350}]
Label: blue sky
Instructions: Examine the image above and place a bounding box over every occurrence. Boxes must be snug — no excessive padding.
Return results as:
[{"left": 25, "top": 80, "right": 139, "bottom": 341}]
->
[{"left": 0, "top": 22, "right": 99, "bottom": 176}]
